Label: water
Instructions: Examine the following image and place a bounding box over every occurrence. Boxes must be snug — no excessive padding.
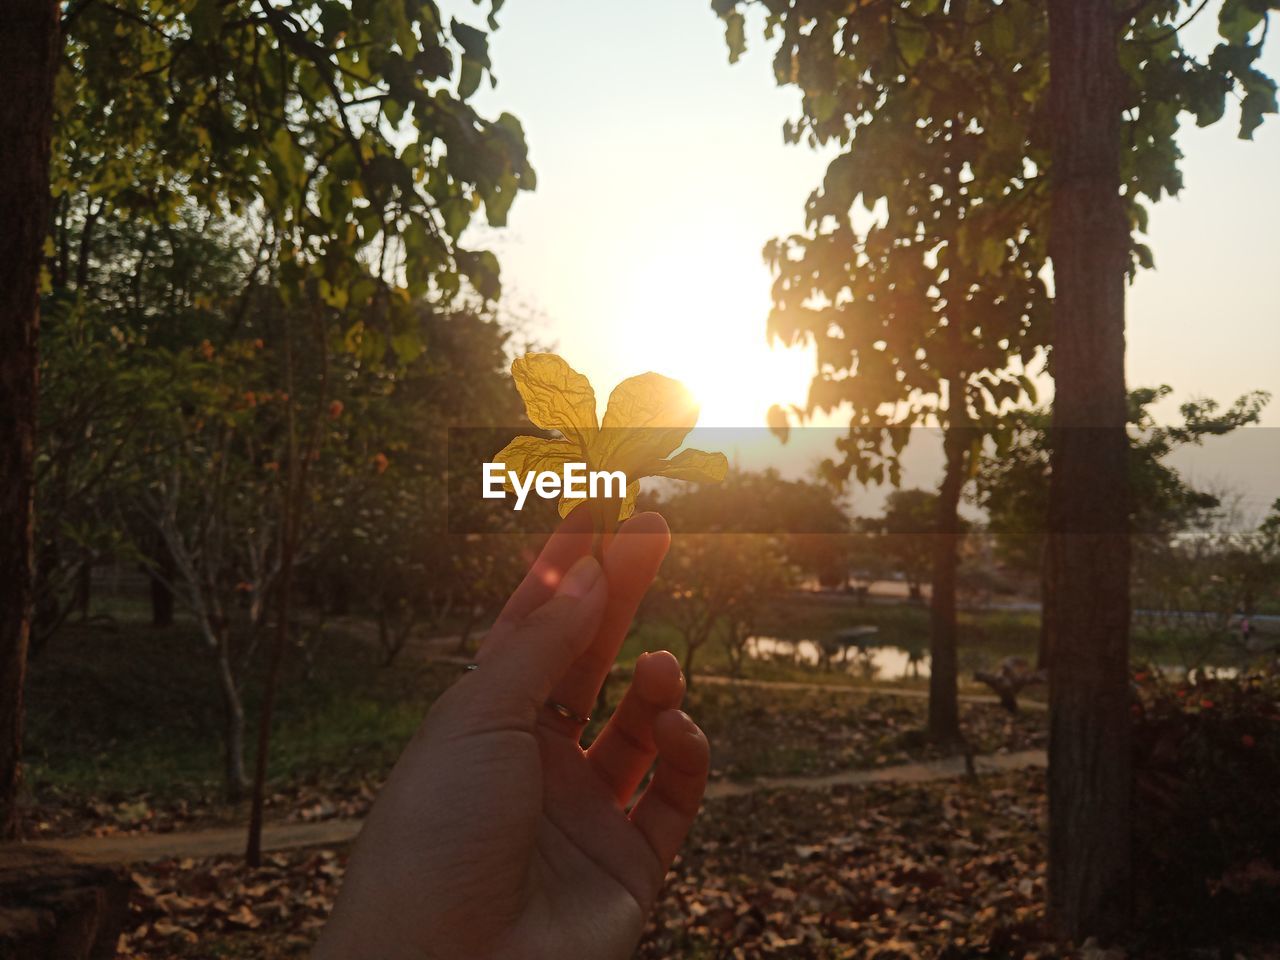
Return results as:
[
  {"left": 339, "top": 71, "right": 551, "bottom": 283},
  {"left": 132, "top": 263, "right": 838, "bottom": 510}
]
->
[
  {"left": 746, "top": 636, "right": 931, "bottom": 680},
  {"left": 746, "top": 636, "right": 1248, "bottom": 683}
]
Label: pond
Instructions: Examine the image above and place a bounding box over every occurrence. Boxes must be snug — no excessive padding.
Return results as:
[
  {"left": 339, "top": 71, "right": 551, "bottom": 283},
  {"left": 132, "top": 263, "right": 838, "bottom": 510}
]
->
[
  {"left": 746, "top": 635, "right": 931, "bottom": 680},
  {"left": 747, "top": 635, "right": 1250, "bottom": 683}
]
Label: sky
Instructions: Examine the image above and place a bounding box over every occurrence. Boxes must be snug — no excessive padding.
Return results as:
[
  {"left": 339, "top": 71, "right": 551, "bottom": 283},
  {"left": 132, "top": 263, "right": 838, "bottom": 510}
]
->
[{"left": 456, "top": 0, "right": 1280, "bottom": 516}]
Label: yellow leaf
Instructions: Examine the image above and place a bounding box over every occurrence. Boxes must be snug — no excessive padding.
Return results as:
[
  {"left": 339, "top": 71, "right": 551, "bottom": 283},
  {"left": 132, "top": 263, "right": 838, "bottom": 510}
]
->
[
  {"left": 559, "top": 480, "right": 639, "bottom": 520},
  {"left": 498, "top": 354, "right": 725, "bottom": 529},
  {"left": 492, "top": 435, "right": 578, "bottom": 488},
  {"left": 655, "top": 448, "right": 729, "bottom": 484},
  {"left": 618, "top": 480, "right": 640, "bottom": 520},
  {"left": 511, "top": 354, "right": 598, "bottom": 450},
  {"left": 595, "top": 372, "right": 699, "bottom": 477}
]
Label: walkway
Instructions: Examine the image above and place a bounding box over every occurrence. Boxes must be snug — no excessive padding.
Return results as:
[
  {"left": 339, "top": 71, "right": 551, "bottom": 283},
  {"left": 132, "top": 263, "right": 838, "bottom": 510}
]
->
[
  {"left": 25, "top": 749, "right": 1046, "bottom": 866},
  {"left": 698, "top": 674, "right": 1048, "bottom": 711}
]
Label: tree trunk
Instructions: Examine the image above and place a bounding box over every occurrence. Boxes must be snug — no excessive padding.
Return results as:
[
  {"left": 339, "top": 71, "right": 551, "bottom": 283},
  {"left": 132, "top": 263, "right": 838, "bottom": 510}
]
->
[
  {"left": 1037, "top": 536, "right": 1054, "bottom": 672},
  {"left": 214, "top": 627, "right": 249, "bottom": 802},
  {"left": 73, "top": 560, "right": 91, "bottom": 619},
  {"left": 928, "top": 419, "right": 966, "bottom": 744},
  {"left": 248, "top": 327, "right": 303, "bottom": 865},
  {"left": 149, "top": 567, "right": 174, "bottom": 628},
  {"left": 328, "top": 574, "right": 350, "bottom": 616},
  {"left": 0, "top": 0, "right": 60, "bottom": 841},
  {"left": 1047, "top": 0, "right": 1133, "bottom": 942},
  {"left": 147, "top": 533, "right": 176, "bottom": 627},
  {"left": 682, "top": 637, "right": 698, "bottom": 690}
]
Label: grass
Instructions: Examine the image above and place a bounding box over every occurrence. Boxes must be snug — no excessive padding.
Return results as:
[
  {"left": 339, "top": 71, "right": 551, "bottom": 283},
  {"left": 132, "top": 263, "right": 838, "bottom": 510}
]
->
[
  {"left": 23, "top": 589, "right": 1230, "bottom": 836},
  {"left": 23, "top": 616, "right": 455, "bottom": 816}
]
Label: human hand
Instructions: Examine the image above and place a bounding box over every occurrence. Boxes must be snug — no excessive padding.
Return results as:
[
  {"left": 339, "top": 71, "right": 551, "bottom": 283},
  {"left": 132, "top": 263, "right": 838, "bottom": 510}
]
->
[{"left": 314, "top": 508, "right": 709, "bottom": 960}]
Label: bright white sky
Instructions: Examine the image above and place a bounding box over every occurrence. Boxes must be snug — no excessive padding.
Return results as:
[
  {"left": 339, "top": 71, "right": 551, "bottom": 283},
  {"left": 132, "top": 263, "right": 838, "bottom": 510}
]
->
[{"left": 458, "top": 0, "right": 1280, "bottom": 514}]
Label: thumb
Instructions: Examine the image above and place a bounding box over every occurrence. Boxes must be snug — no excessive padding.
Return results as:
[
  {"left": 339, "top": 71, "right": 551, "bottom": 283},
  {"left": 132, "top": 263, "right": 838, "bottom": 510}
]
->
[{"left": 477, "top": 555, "right": 608, "bottom": 714}]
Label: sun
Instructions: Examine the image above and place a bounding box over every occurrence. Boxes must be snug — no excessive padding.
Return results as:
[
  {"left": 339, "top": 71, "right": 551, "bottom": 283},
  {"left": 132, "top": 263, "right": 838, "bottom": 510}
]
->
[
  {"left": 670, "top": 333, "right": 815, "bottom": 429},
  {"left": 609, "top": 229, "right": 816, "bottom": 429}
]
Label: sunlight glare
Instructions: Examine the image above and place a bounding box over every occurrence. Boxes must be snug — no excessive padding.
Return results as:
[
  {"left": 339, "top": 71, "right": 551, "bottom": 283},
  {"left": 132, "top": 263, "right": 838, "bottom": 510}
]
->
[{"left": 610, "top": 227, "right": 814, "bottom": 428}]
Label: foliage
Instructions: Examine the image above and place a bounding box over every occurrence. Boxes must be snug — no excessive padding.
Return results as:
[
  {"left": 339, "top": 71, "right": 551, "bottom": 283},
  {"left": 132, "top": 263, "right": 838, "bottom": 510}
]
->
[
  {"left": 1131, "top": 669, "right": 1280, "bottom": 947},
  {"left": 34, "top": 210, "right": 259, "bottom": 646},
  {"left": 33, "top": 300, "right": 143, "bottom": 645},
  {"left": 493, "top": 353, "right": 728, "bottom": 530},
  {"left": 56, "top": 0, "right": 534, "bottom": 327},
  {"left": 718, "top": 0, "right": 1056, "bottom": 487},
  {"left": 316, "top": 306, "right": 531, "bottom": 664},
  {"left": 652, "top": 533, "right": 793, "bottom": 680},
  {"left": 867, "top": 489, "right": 954, "bottom": 601},
  {"left": 1134, "top": 499, "right": 1280, "bottom": 667},
  {"left": 978, "top": 386, "right": 1268, "bottom": 556},
  {"left": 38, "top": 0, "right": 545, "bottom": 807},
  {"left": 715, "top": 0, "right": 1278, "bottom": 322},
  {"left": 643, "top": 469, "right": 853, "bottom": 679}
]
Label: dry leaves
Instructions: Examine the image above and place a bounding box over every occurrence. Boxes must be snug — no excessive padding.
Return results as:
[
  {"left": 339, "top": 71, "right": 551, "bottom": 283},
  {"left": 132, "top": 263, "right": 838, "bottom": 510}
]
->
[
  {"left": 638, "top": 770, "right": 1055, "bottom": 959},
  {"left": 119, "top": 849, "right": 345, "bottom": 959}
]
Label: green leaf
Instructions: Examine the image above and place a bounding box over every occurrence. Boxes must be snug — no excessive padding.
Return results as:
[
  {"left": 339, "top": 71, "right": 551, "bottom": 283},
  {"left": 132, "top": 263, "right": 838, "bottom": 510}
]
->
[
  {"left": 725, "top": 11, "right": 746, "bottom": 64},
  {"left": 390, "top": 330, "right": 425, "bottom": 363},
  {"left": 1219, "top": 0, "right": 1266, "bottom": 45},
  {"left": 896, "top": 25, "right": 928, "bottom": 69},
  {"left": 451, "top": 18, "right": 491, "bottom": 98},
  {"left": 189, "top": 0, "right": 223, "bottom": 42},
  {"left": 1240, "top": 75, "right": 1278, "bottom": 139}
]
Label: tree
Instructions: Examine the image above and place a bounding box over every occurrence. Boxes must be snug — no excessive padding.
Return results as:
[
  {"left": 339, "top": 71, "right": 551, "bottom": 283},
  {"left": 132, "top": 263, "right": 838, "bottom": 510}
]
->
[
  {"left": 977, "top": 387, "right": 1269, "bottom": 667},
  {"left": 33, "top": 211, "right": 256, "bottom": 651},
  {"left": 0, "top": 0, "right": 533, "bottom": 837},
  {"left": 874, "top": 489, "right": 942, "bottom": 602},
  {"left": 1044, "top": 1, "right": 1133, "bottom": 936},
  {"left": 1134, "top": 493, "right": 1280, "bottom": 666},
  {"left": 0, "top": 0, "right": 60, "bottom": 840},
  {"left": 715, "top": 0, "right": 1277, "bottom": 936},
  {"left": 718, "top": 0, "right": 1050, "bottom": 744},
  {"left": 328, "top": 305, "right": 528, "bottom": 665},
  {"left": 652, "top": 533, "right": 792, "bottom": 683},
  {"left": 130, "top": 335, "right": 301, "bottom": 799},
  {"left": 31, "top": 301, "right": 138, "bottom": 648},
  {"left": 649, "top": 470, "right": 835, "bottom": 682},
  {"left": 774, "top": 476, "right": 855, "bottom": 589}
]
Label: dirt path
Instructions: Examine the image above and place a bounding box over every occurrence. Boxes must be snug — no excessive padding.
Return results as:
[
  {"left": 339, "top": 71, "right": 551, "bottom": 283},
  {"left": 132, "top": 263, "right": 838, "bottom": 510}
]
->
[
  {"left": 697, "top": 674, "right": 1048, "bottom": 711},
  {"left": 23, "top": 749, "right": 1045, "bottom": 866},
  {"left": 704, "top": 748, "right": 1045, "bottom": 798}
]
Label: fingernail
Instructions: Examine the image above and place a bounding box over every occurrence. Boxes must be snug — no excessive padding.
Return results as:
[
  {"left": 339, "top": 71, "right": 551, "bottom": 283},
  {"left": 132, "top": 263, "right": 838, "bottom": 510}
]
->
[{"left": 556, "top": 555, "right": 602, "bottom": 600}]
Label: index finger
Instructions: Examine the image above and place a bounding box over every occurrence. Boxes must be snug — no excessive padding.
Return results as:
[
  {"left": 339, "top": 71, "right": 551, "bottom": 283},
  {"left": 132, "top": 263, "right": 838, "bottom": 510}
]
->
[
  {"left": 544, "top": 511, "right": 670, "bottom": 726},
  {"left": 496, "top": 505, "right": 594, "bottom": 624}
]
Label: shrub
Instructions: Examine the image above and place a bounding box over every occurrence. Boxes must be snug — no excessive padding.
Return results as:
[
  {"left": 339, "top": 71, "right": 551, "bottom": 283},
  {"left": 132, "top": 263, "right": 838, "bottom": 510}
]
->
[{"left": 1131, "top": 668, "right": 1280, "bottom": 946}]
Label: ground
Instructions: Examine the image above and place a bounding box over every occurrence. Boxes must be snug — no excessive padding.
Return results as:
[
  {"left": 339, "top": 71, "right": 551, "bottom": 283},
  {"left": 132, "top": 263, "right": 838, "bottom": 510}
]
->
[
  {"left": 115, "top": 772, "right": 1055, "bottom": 960},
  {"left": 20, "top": 595, "right": 1264, "bottom": 958},
  {"left": 21, "top": 595, "right": 1053, "bottom": 840}
]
